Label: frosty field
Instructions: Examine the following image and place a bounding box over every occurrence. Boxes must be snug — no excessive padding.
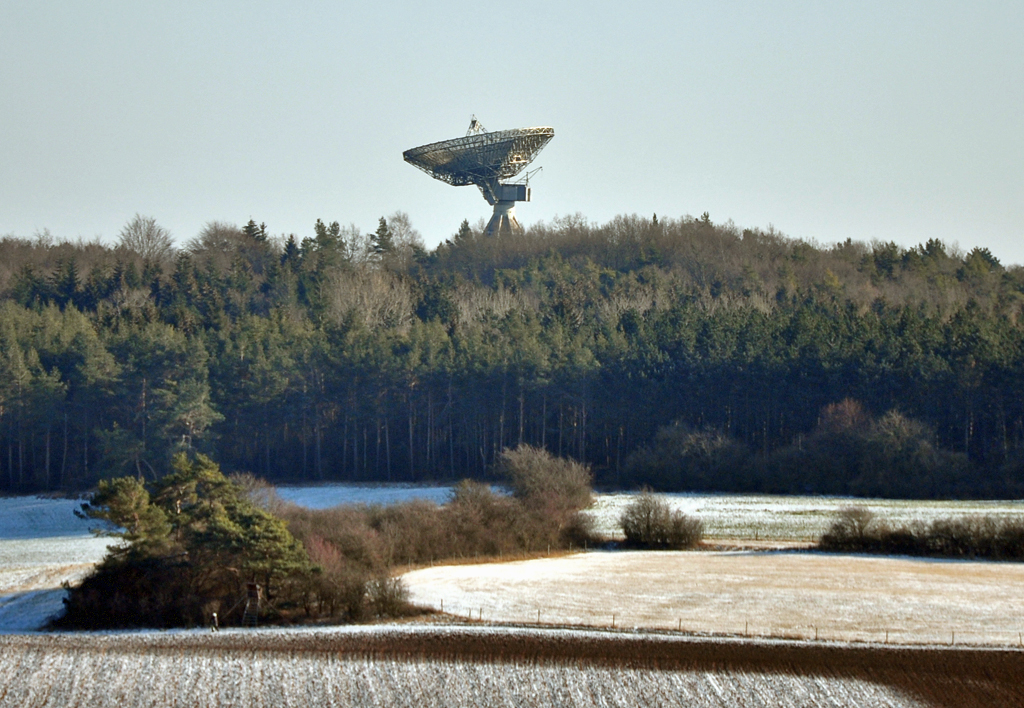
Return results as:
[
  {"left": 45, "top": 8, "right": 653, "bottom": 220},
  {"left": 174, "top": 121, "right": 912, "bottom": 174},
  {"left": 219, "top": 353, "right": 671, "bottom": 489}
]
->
[
  {"left": 275, "top": 483, "right": 454, "bottom": 509},
  {"left": 0, "top": 495, "right": 114, "bottom": 632},
  {"left": 4, "top": 490, "right": 1024, "bottom": 706},
  {"left": 2, "top": 625, "right": 1022, "bottom": 708},
  {"left": 6, "top": 488, "right": 1024, "bottom": 634},
  {"left": 584, "top": 494, "right": 1024, "bottom": 542},
  {"left": 403, "top": 551, "right": 1024, "bottom": 647}
]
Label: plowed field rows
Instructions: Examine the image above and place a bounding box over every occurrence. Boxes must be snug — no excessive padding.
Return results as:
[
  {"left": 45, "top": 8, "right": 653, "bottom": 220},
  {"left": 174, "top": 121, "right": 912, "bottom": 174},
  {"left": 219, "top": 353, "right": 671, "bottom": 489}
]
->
[{"left": 2, "top": 626, "right": 1021, "bottom": 707}]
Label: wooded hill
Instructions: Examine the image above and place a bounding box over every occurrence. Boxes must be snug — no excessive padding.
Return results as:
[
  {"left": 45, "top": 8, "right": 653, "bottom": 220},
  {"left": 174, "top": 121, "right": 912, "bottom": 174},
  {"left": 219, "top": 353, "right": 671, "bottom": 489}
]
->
[{"left": 2, "top": 212, "right": 1022, "bottom": 497}]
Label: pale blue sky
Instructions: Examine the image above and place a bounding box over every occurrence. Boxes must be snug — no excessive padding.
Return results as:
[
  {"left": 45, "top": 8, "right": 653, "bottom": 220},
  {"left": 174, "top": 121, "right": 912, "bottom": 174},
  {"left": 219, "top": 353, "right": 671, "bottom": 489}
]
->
[{"left": 2, "top": 1, "right": 1022, "bottom": 263}]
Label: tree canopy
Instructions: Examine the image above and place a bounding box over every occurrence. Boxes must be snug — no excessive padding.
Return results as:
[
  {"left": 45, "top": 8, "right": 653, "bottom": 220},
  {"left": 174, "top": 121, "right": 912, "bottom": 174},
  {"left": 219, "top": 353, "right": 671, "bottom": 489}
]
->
[
  {"left": 3, "top": 211, "right": 1024, "bottom": 498},
  {"left": 60, "top": 453, "right": 309, "bottom": 628}
]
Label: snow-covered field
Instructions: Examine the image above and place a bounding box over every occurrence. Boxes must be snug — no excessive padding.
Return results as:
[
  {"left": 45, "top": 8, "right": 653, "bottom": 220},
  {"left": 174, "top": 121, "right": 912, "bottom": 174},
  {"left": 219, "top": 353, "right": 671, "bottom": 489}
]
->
[
  {"left": 403, "top": 551, "right": 1024, "bottom": 647},
  {"left": 276, "top": 484, "right": 454, "bottom": 509},
  {"left": 5, "top": 624, "right": 1015, "bottom": 708},
  {"left": 585, "top": 494, "right": 1024, "bottom": 541},
  {"left": 6, "top": 487, "right": 1024, "bottom": 636},
  {"left": 0, "top": 496, "right": 115, "bottom": 632},
  {"left": 3, "top": 490, "right": 1024, "bottom": 705}
]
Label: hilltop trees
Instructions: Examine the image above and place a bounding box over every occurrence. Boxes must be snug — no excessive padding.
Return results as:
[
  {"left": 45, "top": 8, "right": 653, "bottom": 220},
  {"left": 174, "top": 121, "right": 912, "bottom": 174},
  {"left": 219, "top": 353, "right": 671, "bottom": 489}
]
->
[
  {"left": 117, "top": 214, "right": 174, "bottom": 263},
  {"left": 1, "top": 212, "right": 1024, "bottom": 497}
]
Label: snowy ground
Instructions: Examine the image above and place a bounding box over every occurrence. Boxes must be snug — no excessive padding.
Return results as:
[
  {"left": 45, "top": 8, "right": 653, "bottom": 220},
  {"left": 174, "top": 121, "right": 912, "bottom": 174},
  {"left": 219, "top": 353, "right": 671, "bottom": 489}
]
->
[
  {"left": 275, "top": 484, "right": 454, "bottom": 509},
  {"left": 403, "top": 551, "right": 1024, "bottom": 647},
  {"left": 585, "top": 494, "right": 1024, "bottom": 541},
  {"left": 5, "top": 487, "right": 1024, "bottom": 635},
  {"left": 0, "top": 496, "right": 114, "bottom": 632},
  {"left": 3, "top": 625, "right": 1008, "bottom": 708}
]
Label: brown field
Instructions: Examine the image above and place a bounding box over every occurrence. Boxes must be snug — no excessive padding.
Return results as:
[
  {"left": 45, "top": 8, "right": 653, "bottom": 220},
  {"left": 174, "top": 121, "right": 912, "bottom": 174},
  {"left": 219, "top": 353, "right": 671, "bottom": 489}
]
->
[
  {"left": 403, "top": 550, "right": 1024, "bottom": 646},
  {"left": 1, "top": 626, "right": 1023, "bottom": 707}
]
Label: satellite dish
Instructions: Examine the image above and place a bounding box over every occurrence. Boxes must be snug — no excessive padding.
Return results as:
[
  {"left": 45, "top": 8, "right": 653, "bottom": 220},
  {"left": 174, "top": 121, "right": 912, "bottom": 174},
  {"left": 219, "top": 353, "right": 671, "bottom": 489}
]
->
[{"left": 404, "top": 117, "right": 554, "bottom": 236}]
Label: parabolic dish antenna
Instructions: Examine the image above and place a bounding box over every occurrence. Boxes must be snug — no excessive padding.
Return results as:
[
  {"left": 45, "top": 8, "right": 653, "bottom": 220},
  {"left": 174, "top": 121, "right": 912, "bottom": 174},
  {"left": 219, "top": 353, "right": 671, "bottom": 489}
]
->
[{"left": 403, "top": 117, "right": 554, "bottom": 236}]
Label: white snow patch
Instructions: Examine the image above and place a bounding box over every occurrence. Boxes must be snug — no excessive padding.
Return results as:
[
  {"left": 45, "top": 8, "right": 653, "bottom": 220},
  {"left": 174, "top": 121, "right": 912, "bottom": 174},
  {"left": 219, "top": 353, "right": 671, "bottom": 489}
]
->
[
  {"left": 0, "top": 496, "right": 94, "bottom": 539},
  {"left": 0, "top": 496, "right": 117, "bottom": 631},
  {"left": 276, "top": 484, "right": 454, "bottom": 509},
  {"left": 0, "top": 536, "right": 114, "bottom": 568},
  {"left": 0, "top": 588, "right": 70, "bottom": 632}
]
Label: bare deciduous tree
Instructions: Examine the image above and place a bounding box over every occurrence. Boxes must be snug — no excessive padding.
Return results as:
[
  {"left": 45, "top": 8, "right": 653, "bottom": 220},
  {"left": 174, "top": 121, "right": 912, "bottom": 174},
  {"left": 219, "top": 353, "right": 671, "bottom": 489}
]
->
[
  {"left": 118, "top": 214, "right": 174, "bottom": 262},
  {"left": 326, "top": 268, "right": 413, "bottom": 328}
]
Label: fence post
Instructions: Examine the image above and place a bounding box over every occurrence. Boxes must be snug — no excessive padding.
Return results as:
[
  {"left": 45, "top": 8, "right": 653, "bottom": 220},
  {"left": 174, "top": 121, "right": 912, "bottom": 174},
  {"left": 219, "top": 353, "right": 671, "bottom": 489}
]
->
[{"left": 612, "top": 614, "right": 616, "bottom": 629}]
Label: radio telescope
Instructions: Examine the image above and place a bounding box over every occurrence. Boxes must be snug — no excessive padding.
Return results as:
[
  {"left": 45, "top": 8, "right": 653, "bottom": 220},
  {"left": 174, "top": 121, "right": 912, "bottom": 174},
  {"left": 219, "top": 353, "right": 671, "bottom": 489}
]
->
[{"left": 403, "top": 117, "right": 554, "bottom": 236}]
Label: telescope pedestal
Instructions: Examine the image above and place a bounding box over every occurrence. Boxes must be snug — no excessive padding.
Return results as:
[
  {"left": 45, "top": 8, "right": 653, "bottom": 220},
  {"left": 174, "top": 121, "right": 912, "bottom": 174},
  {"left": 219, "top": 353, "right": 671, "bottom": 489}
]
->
[{"left": 485, "top": 200, "right": 522, "bottom": 236}]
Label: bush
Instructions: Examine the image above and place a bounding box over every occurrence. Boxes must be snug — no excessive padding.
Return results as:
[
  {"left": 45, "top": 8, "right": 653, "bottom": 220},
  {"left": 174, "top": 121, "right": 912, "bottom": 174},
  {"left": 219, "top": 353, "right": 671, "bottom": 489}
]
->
[
  {"left": 303, "top": 533, "right": 369, "bottom": 620},
  {"left": 273, "top": 446, "right": 599, "bottom": 622},
  {"left": 367, "top": 576, "right": 411, "bottom": 618},
  {"left": 819, "top": 506, "right": 875, "bottom": 550},
  {"left": 619, "top": 492, "right": 703, "bottom": 549},
  {"left": 495, "top": 444, "right": 593, "bottom": 511}
]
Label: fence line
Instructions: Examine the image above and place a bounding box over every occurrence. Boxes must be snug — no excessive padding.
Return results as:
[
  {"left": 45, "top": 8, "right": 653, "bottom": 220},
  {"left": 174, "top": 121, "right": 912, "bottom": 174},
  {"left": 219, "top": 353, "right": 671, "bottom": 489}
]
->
[{"left": 440, "top": 602, "right": 1024, "bottom": 647}]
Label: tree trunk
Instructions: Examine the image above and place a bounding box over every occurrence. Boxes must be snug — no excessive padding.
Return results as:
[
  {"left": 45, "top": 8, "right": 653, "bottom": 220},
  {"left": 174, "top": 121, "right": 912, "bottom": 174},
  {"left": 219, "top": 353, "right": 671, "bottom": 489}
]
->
[
  {"left": 342, "top": 414, "right": 349, "bottom": 478},
  {"left": 301, "top": 406, "right": 308, "bottom": 479},
  {"left": 375, "top": 420, "right": 381, "bottom": 476},
  {"left": 315, "top": 411, "right": 322, "bottom": 480},
  {"left": 426, "top": 388, "right": 432, "bottom": 470},
  {"left": 60, "top": 412, "right": 68, "bottom": 488},
  {"left": 45, "top": 425, "right": 51, "bottom": 490},
  {"left": 541, "top": 393, "right": 547, "bottom": 449},
  {"left": 5, "top": 411, "right": 12, "bottom": 490},
  {"left": 408, "top": 393, "right": 415, "bottom": 480},
  {"left": 580, "top": 400, "right": 587, "bottom": 461},
  {"left": 82, "top": 407, "right": 88, "bottom": 479},
  {"left": 518, "top": 383, "right": 525, "bottom": 446},
  {"left": 384, "top": 417, "right": 392, "bottom": 481},
  {"left": 499, "top": 375, "right": 506, "bottom": 457},
  {"left": 18, "top": 413, "right": 24, "bottom": 490}
]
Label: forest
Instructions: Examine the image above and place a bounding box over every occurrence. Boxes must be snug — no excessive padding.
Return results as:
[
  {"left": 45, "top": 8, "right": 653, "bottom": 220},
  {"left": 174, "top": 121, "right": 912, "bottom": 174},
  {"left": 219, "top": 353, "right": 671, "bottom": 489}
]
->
[{"left": 1, "top": 211, "right": 1022, "bottom": 498}]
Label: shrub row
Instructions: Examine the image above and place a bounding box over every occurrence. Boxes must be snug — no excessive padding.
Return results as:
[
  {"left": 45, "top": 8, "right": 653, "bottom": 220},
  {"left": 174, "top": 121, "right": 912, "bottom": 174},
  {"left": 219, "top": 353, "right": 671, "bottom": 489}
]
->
[
  {"left": 819, "top": 506, "right": 1024, "bottom": 560},
  {"left": 274, "top": 445, "right": 598, "bottom": 620}
]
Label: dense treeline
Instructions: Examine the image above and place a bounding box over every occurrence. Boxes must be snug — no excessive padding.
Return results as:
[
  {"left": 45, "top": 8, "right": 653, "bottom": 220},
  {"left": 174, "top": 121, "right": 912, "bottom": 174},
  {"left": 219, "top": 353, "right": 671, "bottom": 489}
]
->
[{"left": 2, "top": 211, "right": 1024, "bottom": 497}]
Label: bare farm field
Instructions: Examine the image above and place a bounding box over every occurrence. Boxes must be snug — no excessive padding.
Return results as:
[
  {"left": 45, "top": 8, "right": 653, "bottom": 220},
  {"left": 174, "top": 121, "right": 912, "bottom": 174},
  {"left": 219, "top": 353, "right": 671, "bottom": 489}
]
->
[
  {"left": 2, "top": 625, "right": 1023, "bottom": 708},
  {"left": 403, "top": 551, "right": 1024, "bottom": 647}
]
